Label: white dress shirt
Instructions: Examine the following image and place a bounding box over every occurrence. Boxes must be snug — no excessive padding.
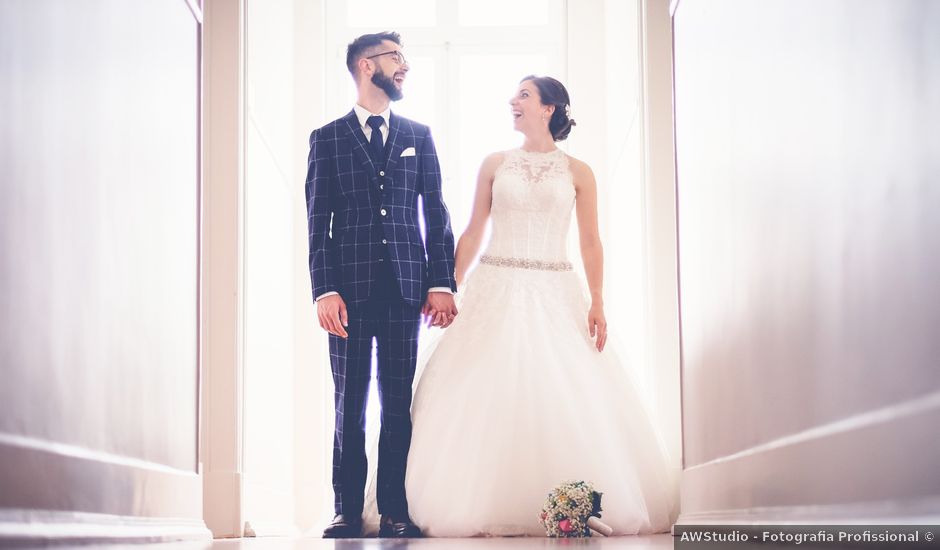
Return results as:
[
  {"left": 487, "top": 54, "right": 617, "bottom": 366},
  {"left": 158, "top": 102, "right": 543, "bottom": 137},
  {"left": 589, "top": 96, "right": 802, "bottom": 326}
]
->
[
  {"left": 353, "top": 103, "right": 390, "bottom": 145},
  {"left": 315, "top": 105, "right": 453, "bottom": 302}
]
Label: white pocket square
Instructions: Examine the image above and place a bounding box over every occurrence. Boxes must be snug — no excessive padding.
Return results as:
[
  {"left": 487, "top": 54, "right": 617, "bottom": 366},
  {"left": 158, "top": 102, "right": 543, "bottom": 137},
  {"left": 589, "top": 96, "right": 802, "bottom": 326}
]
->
[{"left": 400, "top": 147, "right": 416, "bottom": 157}]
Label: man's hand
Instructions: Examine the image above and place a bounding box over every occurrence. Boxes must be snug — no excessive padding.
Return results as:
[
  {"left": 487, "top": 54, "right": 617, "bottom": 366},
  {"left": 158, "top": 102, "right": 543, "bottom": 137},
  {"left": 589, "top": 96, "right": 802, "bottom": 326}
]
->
[
  {"left": 317, "top": 294, "right": 348, "bottom": 338},
  {"left": 422, "top": 292, "right": 458, "bottom": 328}
]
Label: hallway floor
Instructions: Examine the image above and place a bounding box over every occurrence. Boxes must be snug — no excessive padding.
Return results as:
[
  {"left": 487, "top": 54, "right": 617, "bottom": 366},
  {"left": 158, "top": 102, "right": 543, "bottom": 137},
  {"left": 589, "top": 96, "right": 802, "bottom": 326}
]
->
[
  {"left": 43, "top": 535, "right": 676, "bottom": 550},
  {"left": 212, "top": 536, "right": 675, "bottom": 549}
]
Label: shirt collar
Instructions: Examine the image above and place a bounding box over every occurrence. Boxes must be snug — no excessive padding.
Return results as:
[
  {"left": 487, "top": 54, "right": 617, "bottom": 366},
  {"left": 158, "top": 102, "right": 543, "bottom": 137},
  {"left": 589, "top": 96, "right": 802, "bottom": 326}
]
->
[{"left": 353, "top": 104, "right": 390, "bottom": 131}]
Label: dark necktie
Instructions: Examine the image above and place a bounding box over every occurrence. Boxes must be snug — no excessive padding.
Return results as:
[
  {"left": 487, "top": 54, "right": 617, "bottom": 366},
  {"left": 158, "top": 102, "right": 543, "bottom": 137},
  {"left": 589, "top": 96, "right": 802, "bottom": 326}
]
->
[{"left": 366, "top": 115, "right": 385, "bottom": 165}]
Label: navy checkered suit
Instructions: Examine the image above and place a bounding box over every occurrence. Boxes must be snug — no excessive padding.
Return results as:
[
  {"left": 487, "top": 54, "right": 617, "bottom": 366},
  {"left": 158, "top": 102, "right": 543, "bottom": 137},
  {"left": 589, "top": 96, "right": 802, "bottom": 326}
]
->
[
  {"left": 305, "top": 109, "right": 456, "bottom": 519},
  {"left": 306, "top": 110, "right": 457, "bottom": 306}
]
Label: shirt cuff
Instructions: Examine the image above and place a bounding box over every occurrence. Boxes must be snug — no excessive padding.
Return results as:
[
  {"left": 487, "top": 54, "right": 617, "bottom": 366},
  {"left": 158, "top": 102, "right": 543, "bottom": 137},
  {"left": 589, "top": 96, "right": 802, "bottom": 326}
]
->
[
  {"left": 315, "top": 291, "right": 339, "bottom": 302},
  {"left": 427, "top": 287, "right": 454, "bottom": 295}
]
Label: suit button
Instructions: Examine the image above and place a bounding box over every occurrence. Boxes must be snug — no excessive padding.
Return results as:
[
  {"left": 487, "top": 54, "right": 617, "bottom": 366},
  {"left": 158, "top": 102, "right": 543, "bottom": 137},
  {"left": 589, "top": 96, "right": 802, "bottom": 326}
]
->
[
  {"left": 380, "top": 208, "right": 387, "bottom": 216},
  {"left": 379, "top": 170, "right": 385, "bottom": 176},
  {"left": 380, "top": 184, "right": 384, "bottom": 190},
  {"left": 382, "top": 239, "right": 387, "bottom": 244}
]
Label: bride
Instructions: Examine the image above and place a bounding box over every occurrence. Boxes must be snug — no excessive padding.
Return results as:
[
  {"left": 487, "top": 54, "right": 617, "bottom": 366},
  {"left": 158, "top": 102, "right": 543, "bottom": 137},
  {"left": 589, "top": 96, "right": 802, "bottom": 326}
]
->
[{"left": 364, "top": 75, "right": 678, "bottom": 537}]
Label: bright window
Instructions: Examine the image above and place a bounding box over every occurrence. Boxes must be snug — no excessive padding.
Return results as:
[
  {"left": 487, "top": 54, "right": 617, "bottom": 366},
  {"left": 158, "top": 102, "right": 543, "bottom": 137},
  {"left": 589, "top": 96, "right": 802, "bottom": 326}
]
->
[
  {"left": 457, "top": 0, "right": 551, "bottom": 26},
  {"left": 345, "top": 0, "right": 438, "bottom": 27}
]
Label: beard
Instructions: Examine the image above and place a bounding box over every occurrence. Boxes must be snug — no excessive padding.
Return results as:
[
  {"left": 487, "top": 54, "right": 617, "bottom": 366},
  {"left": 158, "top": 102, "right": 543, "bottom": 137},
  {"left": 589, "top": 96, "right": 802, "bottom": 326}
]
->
[{"left": 371, "top": 68, "right": 403, "bottom": 101}]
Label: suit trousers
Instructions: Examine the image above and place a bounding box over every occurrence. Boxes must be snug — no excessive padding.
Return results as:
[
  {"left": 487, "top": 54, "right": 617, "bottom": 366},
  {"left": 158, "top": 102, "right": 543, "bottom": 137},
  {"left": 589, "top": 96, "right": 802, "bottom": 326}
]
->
[{"left": 328, "top": 289, "right": 422, "bottom": 518}]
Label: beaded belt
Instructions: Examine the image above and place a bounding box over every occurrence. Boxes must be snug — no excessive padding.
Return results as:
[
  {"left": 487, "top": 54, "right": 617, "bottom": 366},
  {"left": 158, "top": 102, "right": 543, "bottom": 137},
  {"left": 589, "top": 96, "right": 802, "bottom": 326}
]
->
[{"left": 479, "top": 254, "right": 573, "bottom": 272}]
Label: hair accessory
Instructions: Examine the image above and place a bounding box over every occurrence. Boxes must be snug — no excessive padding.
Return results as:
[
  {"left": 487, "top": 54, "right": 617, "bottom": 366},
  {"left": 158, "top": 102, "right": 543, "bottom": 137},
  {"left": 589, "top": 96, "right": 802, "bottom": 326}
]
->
[{"left": 564, "top": 104, "right": 571, "bottom": 119}]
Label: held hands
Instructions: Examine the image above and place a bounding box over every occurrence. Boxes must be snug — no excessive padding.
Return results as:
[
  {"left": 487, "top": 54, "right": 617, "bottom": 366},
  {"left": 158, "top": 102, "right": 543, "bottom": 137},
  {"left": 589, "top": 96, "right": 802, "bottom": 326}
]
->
[
  {"left": 422, "top": 292, "right": 458, "bottom": 329},
  {"left": 588, "top": 302, "right": 608, "bottom": 352},
  {"left": 317, "top": 294, "right": 348, "bottom": 338},
  {"left": 317, "top": 292, "right": 457, "bottom": 337}
]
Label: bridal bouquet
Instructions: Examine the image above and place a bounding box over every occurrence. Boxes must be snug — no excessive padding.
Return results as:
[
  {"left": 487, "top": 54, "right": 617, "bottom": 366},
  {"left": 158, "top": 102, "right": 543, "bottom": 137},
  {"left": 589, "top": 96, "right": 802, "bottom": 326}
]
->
[{"left": 539, "top": 480, "right": 612, "bottom": 537}]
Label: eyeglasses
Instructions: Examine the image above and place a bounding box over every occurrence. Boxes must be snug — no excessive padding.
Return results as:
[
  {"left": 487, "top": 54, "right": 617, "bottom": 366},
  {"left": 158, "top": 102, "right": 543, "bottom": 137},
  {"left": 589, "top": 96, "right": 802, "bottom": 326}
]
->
[{"left": 366, "top": 50, "right": 407, "bottom": 66}]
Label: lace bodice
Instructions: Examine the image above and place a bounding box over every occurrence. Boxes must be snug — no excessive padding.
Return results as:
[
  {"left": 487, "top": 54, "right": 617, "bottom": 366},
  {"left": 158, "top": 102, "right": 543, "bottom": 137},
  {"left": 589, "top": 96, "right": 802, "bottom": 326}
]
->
[{"left": 484, "top": 148, "right": 575, "bottom": 262}]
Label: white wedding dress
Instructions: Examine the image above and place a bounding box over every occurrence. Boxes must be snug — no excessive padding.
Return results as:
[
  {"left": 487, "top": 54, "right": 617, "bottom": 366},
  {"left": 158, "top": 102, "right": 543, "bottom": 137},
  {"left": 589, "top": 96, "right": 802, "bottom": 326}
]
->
[{"left": 361, "top": 147, "right": 679, "bottom": 537}]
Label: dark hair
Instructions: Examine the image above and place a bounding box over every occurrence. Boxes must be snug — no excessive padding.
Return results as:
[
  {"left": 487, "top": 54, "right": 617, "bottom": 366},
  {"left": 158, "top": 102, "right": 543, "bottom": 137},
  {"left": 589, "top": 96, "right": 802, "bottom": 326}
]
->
[
  {"left": 520, "top": 75, "right": 576, "bottom": 141},
  {"left": 346, "top": 32, "right": 402, "bottom": 76}
]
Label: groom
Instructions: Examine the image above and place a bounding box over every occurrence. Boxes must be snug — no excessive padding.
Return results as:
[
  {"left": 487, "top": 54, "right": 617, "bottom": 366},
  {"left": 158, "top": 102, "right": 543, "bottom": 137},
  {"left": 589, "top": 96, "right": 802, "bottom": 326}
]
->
[{"left": 305, "top": 32, "right": 458, "bottom": 538}]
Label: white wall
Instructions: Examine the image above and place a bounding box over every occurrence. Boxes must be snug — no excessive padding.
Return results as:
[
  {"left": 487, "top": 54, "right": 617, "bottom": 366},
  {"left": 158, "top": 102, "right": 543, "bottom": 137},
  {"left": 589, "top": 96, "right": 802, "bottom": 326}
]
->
[
  {"left": 241, "top": 0, "right": 300, "bottom": 535},
  {"left": 569, "top": 0, "right": 683, "bottom": 474},
  {"left": 638, "top": 0, "right": 682, "bottom": 470},
  {"left": 560, "top": 2, "right": 683, "bottom": 528},
  {"left": 202, "top": 0, "right": 245, "bottom": 537},
  {"left": 202, "top": 0, "right": 332, "bottom": 536},
  {"left": 673, "top": 0, "right": 940, "bottom": 524},
  {"left": 291, "top": 0, "right": 332, "bottom": 534},
  {"left": 0, "top": 0, "right": 208, "bottom": 543}
]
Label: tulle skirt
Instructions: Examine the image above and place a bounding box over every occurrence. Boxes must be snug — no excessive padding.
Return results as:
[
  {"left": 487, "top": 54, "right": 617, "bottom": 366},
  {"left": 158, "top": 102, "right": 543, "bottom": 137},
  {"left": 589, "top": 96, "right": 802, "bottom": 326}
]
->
[{"left": 363, "top": 262, "right": 679, "bottom": 537}]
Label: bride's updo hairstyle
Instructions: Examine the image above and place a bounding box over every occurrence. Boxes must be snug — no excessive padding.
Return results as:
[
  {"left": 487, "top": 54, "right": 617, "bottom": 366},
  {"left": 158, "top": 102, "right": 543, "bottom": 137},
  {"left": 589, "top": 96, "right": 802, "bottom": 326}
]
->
[{"left": 521, "top": 75, "right": 577, "bottom": 142}]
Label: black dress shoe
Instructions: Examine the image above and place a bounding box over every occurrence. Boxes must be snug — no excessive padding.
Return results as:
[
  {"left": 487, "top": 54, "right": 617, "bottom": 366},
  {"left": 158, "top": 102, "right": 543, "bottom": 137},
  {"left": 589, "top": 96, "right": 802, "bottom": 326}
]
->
[
  {"left": 323, "top": 514, "right": 363, "bottom": 538},
  {"left": 378, "top": 514, "right": 422, "bottom": 538}
]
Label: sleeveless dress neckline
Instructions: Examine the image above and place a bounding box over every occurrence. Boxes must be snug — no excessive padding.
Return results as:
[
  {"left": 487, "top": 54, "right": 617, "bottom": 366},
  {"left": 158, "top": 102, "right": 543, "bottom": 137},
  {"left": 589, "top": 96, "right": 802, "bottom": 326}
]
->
[{"left": 516, "top": 147, "right": 563, "bottom": 155}]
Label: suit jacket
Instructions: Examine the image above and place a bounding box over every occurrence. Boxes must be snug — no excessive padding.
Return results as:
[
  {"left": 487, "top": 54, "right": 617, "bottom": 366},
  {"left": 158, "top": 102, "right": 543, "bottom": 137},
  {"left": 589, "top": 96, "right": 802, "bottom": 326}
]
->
[{"left": 305, "top": 109, "right": 457, "bottom": 307}]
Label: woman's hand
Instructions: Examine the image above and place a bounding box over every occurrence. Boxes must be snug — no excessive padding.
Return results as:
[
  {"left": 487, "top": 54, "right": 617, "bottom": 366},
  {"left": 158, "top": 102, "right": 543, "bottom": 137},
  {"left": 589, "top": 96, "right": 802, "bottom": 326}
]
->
[{"left": 588, "top": 302, "right": 608, "bottom": 352}]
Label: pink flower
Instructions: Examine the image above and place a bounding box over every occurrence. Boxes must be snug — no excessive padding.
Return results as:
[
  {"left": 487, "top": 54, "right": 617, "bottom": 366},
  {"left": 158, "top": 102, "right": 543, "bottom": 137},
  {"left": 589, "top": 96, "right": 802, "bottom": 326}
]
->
[{"left": 559, "top": 519, "right": 574, "bottom": 532}]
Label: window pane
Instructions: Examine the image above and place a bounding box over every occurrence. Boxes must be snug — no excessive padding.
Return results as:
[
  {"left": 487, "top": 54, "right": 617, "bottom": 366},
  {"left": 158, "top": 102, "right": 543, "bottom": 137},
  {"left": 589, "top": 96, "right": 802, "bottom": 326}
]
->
[
  {"left": 346, "top": 0, "right": 436, "bottom": 28},
  {"left": 453, "top": 54, "right": 550, "bottom": 228},
  {"left": 458, "top": 0, "right": 550, "bottom": 26},
  {"left": 391, "top": 56, "right": 439, "bottom": 139}
]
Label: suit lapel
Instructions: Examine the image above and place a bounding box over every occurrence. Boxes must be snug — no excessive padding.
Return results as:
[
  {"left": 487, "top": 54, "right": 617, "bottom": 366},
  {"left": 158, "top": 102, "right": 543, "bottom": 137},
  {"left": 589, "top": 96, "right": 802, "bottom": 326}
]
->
[
  {"left": 384, "top": 113, "right": 403, "bottom": 172},
  {"left": 341, "top": 110, "right": 377, "bottom": 176}
]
